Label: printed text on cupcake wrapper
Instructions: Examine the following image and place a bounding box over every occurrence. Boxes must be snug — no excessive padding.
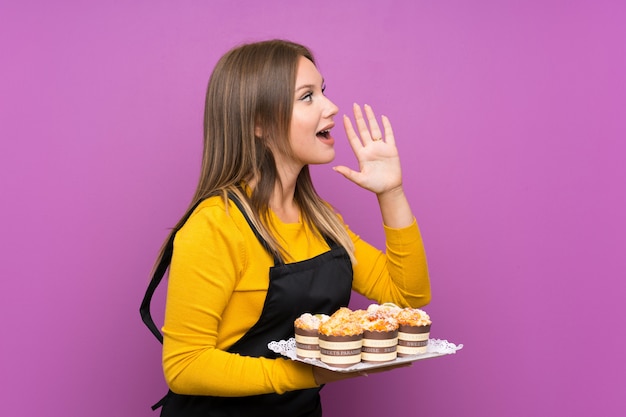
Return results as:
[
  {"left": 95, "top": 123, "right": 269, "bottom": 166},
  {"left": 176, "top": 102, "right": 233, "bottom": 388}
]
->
[{"left": 268, "top": 337, "right": 463, "bottom": 371}]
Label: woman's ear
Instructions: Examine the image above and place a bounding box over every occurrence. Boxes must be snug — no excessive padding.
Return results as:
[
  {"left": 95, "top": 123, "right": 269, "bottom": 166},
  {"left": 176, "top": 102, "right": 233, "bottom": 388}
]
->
[{"left": 255, "top": 125, "right": 263, "bottom": 138}]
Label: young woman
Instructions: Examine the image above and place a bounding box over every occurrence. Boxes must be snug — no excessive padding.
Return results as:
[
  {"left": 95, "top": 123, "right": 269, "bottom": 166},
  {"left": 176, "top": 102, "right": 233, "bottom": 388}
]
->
[{"left": 141, "top": 39, "right": 431, "bottom": 417}]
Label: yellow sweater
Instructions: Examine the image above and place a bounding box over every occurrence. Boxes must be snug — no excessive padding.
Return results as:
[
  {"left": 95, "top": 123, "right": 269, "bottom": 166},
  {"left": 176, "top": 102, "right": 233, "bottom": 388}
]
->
[{"left": 162, "top": 196, "right": 430, "bottom": 396}]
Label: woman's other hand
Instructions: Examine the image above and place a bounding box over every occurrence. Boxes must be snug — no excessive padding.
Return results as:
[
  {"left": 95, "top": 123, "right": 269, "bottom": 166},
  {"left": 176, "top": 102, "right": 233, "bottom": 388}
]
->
[
  {"left": 335, "top": 103, "right": 415, "bottom": 228},
  {"left": 334, "top": 103, "right": 403, "bottom": 196}
]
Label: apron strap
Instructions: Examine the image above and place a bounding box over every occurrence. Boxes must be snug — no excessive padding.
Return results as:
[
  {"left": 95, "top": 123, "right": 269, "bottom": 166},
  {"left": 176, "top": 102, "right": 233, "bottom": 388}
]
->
[
  {"left": 139, "top": 192, "right": 336, "bottom": 343},
  {"left": 229, "top": 196, "right": 338, "bottom": 263},
  {"left": 228, "top": 194, "right": 283, "bottom": 265},
  {"left": 139, "top": 191, "right": 282, "bottom": 343},
  {"left": 139, "top": 196, "right": 205, "bottom": 343},
  {"left": 139, "top": 191, "right": 345, "bottom": 414},
  {"left": 139, "top": 230, "right": 173, "bottom": 344}
]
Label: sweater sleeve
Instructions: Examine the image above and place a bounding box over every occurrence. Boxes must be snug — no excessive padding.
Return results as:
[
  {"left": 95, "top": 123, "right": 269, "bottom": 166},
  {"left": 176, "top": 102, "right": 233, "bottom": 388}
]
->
[
  {"left": 161, "top": 201, "right": 318, "bottom": 396},
  {"left": 349, "top": 218, "right": 431, "bottom": 308}
]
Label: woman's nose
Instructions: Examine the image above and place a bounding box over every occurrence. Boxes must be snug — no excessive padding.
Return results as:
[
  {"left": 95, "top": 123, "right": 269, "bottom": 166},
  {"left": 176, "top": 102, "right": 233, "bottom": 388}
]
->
[{"left": 323, "top": 96, "right": 339, "bottom": 118}]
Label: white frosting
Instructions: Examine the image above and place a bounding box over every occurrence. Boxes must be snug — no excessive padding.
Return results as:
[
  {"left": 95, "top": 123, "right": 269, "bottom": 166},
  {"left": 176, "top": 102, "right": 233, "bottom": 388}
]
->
[{"left": 295, "top": 313, "right": 330, "bottom": 330}]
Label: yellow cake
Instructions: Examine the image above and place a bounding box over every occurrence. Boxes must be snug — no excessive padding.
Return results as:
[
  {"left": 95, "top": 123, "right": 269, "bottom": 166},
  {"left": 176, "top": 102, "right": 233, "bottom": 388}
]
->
[
  {"left": 395, "top": 308, "right": 432, "bottom": 356},
  {"left": 318, "top": 308, "right": 363, "bottom": 367},
  {"left": 358, "top": 309, "right": 399, "bottom": 363},
  {"left": 294, "top": 313, "right": 329, "bottom": 360}
]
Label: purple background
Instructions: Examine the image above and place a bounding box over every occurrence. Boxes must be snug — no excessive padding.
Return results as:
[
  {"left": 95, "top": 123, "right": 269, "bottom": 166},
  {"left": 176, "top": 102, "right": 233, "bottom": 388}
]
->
[{"left": 2, "top": 1, "right": 625, "bottom": 416}]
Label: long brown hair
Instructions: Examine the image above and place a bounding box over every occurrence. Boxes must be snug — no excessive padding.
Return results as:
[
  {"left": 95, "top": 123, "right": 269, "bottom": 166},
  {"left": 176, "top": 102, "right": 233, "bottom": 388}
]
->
[{"left": 152, "top": 39, "right": 355, "bottom": 271}]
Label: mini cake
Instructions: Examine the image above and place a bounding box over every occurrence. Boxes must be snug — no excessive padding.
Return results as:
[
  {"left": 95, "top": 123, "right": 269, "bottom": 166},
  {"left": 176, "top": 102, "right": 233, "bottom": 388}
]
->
[
  {"left": 395, "top": 308, "right": 432, "bottom": 356},
  {"left": 359, "top": 309, "right": 399, "bottom": 363},
  {"left": 318, "top": 308, "right": 363, "bottom": 368},
  {"left": 294, "top": 313, "right": 329, "bottom": 360},
  {"left": 367, "top": 302, "right": 402, "bottom": 318}
]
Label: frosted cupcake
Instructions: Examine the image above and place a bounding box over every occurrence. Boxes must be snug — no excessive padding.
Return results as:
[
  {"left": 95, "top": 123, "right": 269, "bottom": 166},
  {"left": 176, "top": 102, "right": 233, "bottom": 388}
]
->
[
  {"left": 395, "top": 308, "right": 432, "bottom": 356},
  {"left": 358, "top": 308, "right": 399, "bottom": 363},
  {"left": 318, "top": 308, "right": 363, "bottom": 368},
  {"left": 367, "top": 302, "right": 402, "bottom": 318},
  {"left": 294, "top": 313, "right": 329, "bottom": 360}
]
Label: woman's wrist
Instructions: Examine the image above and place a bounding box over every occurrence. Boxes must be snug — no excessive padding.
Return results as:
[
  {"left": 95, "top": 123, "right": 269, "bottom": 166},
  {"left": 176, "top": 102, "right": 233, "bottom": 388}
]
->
[{"left": 376, "top": 186, "right": 414, "bottom": 229}]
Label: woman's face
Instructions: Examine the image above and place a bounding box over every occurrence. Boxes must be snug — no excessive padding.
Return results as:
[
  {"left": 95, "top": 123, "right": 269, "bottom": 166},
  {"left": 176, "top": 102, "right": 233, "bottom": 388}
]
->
[{"left": 282, "top": 56, "right": 339, "bottom": 171}]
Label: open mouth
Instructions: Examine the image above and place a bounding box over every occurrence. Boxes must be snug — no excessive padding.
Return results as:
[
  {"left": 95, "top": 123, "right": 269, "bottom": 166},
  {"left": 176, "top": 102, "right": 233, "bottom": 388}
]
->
[{"left": 316, "top": 129, "right": 331, "bottom": 140}]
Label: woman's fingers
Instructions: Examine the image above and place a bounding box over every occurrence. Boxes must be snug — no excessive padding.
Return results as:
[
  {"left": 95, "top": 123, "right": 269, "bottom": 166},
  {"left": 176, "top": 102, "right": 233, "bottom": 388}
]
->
[
  {"left": 363, "top": 104, "right": 383, "bottom": 143},
  {"left": 337, "top": 104, "right": 402, "bottom": 194},
  {"left": 342, "top": 114, "right": 362, "bottom": 151},
  {"left": 347, "top": 103, "right": 387, "bottom": 145},
  {"left": 351, "top": 104, "right": 369, "bottom": 144},
  {"left": 352, "top": 103, "right": 379, "bottom": 144},
  {"left": 380, "top": 114, "right": 396, "bottom": 147}
]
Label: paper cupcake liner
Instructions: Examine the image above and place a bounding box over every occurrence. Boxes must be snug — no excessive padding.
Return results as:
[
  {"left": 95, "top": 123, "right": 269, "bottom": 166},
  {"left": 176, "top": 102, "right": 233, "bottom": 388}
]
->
[
  {"left": 319, "top": 333, "right": 363, "bottom": 367},
  {"left": 362, "top": 329, "right": 398, "bottom": 363},
  {"left": 397, "top": 324, "right": 430, "bottom": 357},
  {"left": 295, "top": 327, "right": 320, "bottom": 359}
]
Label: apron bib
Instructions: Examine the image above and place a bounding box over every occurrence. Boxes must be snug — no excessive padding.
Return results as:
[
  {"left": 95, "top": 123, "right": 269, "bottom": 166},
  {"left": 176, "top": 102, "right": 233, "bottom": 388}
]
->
[{"left": 141, "top": 194, "right": 353, "bottom": 417}]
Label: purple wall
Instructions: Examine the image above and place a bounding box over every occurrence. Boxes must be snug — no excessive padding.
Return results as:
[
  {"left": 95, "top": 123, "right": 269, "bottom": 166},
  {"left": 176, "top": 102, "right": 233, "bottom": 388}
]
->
[{"left": 2, "top": 1, "right": 625, "bottom": 416}]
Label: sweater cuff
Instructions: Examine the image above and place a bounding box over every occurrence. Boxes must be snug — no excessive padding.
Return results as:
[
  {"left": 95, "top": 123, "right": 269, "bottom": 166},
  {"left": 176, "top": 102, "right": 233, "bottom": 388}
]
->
[
  {"left": 273, "top": 358, "right": 319, "bottom": 393},
  {"left": 291, "top": 361, "right": 320, "bottom": 388}
]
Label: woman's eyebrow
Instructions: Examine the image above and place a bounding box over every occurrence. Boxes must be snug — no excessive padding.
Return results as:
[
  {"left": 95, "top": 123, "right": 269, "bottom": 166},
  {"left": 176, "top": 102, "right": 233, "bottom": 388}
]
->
[
  {"left": 295, "top": 84, "right": 315, "bottom": 92},
  {"left": 295, "top": 79, "right": 325, "bottom": 92}
]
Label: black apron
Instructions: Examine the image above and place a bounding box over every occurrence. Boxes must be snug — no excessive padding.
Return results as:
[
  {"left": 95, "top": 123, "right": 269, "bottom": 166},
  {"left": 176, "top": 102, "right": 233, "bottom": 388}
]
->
[{"left": 140, "top": 194, "right": 353, "bottom": 417}]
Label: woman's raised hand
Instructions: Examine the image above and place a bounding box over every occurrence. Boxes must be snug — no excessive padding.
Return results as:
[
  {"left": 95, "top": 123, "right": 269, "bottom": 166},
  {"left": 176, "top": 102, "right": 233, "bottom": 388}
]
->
[{"left": 333, "top": 104, "right": 403, "bottom": 196}]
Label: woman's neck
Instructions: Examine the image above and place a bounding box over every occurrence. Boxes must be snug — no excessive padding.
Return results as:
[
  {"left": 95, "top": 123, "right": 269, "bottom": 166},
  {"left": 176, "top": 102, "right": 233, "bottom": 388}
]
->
[
  {"left": 269, "top": 181, "right": 299, "bottom": 223},
  {"left": 248, "top": 161, "right": 303, "bottom": 223},
  {"left": 246, "top": 174, "right": 300, "bottom": 223}
]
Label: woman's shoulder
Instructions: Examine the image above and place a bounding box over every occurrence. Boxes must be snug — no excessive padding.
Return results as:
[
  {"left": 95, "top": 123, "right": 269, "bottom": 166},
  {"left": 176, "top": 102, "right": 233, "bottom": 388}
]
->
[
  {"left": 194, "top": 194, "right": 228, "bottom": 211},
  {"left": 179, "top": 195, "right": 247, "bottom": 235}
]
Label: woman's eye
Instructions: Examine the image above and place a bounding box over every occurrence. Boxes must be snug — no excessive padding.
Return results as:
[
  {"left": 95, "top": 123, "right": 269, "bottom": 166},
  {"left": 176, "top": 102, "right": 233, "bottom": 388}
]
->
[{"left": 300, "top": 92, "right": 313, "bottom": 102}]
